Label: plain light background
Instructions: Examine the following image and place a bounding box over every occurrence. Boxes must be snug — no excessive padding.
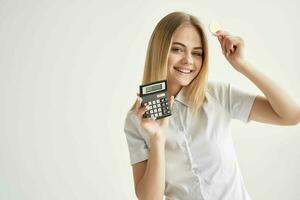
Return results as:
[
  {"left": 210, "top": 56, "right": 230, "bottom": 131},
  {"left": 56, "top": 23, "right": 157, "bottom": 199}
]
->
[{"left": 0, "top": 0, "right": 299, "bottom": 199}]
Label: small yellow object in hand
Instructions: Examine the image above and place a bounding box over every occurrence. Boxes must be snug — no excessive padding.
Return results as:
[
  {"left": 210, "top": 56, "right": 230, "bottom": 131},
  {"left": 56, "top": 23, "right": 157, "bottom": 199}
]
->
[{"left": 208, "top": 20, "right": 221, "bottom": 35}]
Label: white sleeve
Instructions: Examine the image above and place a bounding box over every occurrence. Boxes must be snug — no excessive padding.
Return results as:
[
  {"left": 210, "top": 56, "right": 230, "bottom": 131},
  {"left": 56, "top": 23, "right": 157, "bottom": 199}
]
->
[
  {"left": 124, "top": 111, "right": 149, "bottom": 165},
  {"left": 226, "top": 83, "right": 257, "bottom": 123}
]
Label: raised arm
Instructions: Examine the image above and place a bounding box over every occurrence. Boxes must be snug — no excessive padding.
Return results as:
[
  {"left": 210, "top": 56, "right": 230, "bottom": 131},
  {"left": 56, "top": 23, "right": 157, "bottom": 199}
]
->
[
  {"left": 215, "top": 30, "right": 300, "bottom": 125},
  {"left": 238, "top": 61, "right": 300, "bottom": 125}
]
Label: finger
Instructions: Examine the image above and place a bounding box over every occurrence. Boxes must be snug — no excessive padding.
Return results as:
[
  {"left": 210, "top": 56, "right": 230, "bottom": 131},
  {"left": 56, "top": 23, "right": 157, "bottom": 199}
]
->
[
  {"left": 229, "top": 37, "right": 241, "bottom": 53},
  {"left": 225, "top": 36, "right": 235, "bottom": 56},
  {"left": 145, "top": 115, "right": 156, "bottom": 121},
  {"left": 216, "top": 30, "right": 232, "bottom": 50},
  {"left": 230, "top": 43, "right": 235, "bottom": 53},
  {"left": 141, "top": 116, "right": 155, "bottom": 123},
  {"left": 222, "top": 36, "right": 227, "bottom": 55},
  {"left": 169, "top": 95, "right": 175, "bottom": 109},
  {"left": 137, "top": 105, "right": 149, "bottom": 118},
  {"left": 233, "top": 37, "right": 243, "bottom": 48},
  {"left": 217, "top": 35, "right": 225, "bottom": 55},
  {"left": 134, "top": 94, "right": 143, "bottom": 112},
  {"left": 225, "top": 38, "right": 232, "bottom": 56},
  {"left": 215, "top": 30, "right": 231, "bottom": 37}
]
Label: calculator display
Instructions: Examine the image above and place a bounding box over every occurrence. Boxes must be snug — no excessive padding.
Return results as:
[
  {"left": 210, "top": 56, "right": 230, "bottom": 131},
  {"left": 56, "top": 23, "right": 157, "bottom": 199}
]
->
[
  {"left": 142, "top": 82, "right": 165, "bottom": 95},
  {"left": 139, "top": 80, "right": 171, "bottom": 120},
  {"left": 146, "top": 84, "right": 162, "bottom": 93}
]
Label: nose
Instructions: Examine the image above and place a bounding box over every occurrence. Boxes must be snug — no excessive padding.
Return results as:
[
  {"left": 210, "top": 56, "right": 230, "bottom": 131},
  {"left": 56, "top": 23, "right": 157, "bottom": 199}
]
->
[{"left": 182, "top": 52, "right": 193, "bottom": 66}]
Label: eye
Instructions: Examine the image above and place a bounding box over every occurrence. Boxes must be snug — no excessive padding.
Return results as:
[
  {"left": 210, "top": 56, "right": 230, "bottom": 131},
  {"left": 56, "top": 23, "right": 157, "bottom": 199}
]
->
[
  {"left": 193, "top": 52, "right": 203, "bottom": 57},
  {"left": 171, "top": 47, "right": 183, "bottom": 53}
]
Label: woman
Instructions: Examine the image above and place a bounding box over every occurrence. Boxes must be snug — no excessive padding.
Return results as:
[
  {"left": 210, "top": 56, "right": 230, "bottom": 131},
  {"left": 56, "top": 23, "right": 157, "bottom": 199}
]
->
[{"left": 124, "top": 11, "right": 300, "bottom": 200}]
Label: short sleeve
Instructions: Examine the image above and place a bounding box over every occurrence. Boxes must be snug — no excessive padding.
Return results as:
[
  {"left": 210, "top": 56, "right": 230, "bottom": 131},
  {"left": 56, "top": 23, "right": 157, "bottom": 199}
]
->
[
  {"left": 207, "top": 81, "right": 257, "bottom": 123},
  {"left": 227, "top": 83, "right": 257, "bottom": 123},
  {"left": 124, "top": 111, "right": 149, "bottom": 165}
]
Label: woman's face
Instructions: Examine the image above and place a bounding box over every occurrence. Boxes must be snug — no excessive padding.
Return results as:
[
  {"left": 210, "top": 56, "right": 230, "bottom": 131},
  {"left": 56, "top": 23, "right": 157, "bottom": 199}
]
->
[{"left": 167, "top": 23, "right": 203, "bottom": 88}]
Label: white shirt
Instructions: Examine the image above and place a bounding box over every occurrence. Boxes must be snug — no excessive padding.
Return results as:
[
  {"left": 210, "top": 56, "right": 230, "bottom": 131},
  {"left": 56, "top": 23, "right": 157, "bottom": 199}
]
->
[{"left": 124, "top": 81, "right": 257, "bottom": 200}]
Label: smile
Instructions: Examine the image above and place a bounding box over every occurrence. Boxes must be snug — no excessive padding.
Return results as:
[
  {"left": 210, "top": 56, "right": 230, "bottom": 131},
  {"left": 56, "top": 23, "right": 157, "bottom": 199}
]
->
[{"left": 174, "top": 67, "right": 193, "bottom": 74}]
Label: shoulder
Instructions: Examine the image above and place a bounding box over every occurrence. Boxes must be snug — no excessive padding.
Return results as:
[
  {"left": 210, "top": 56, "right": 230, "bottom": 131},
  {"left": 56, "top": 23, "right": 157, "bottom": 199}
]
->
[
  {"left": 206, "top": 80, "right": 230, "bottom": 103},
  {"left": 124, "top": 110, "right": 139, "bottom": 128},
  {"left": 124, "top": 110, "right": 150, "bottom": 144}
]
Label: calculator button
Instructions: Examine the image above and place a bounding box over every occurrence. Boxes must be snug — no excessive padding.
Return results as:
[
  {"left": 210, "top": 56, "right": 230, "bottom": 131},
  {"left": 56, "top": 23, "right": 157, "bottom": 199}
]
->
[
  {"left": 157, "top": 103, "right": 161, "bottom": 107},
  {"left": 161, "top": 102, "right": 165, "bottom": 106},
  {"left": 155, "top": 113, "right": 158, "bottom": 117},
  {"left": 154, "top": 109, "right": 158, "bottom": 113},
  {"left": 158, "top": 108, "right": 162, "bottom": 112},
  {"left": 150, "top": 110, "right": 153, "bottom": 114},
  {"left": 148, "top": 102, "right": 152, "bottom": 105},
  {"left": 152, "top": 100, "right": 156, "bottom": 104},
  {"left": 156, "top": 99, "right": 160, "bottom": 103},
  {"left": 149, "top": 105, "right": 153, "bottom": 109},
  {"left": 159, "top": 112, "right": 162, "bottom": 116},
  {"left": 153, "top": 104, "right": 157, "bottom": 108},
  {"left": 166, "top": 102, "right": 169, "bottom": 105}
]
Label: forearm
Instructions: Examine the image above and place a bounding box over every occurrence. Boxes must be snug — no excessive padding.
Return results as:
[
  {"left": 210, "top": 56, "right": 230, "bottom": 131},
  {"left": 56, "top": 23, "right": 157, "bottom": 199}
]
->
[
  {"left": 136, "top": 134, "right": 166, "bottom": 200},
  {"left": 238, "top": 60, "right": 300, "bottom": 121}
]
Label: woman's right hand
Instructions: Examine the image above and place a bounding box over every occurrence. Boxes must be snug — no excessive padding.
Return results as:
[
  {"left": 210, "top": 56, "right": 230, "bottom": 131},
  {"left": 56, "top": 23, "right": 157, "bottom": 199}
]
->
[{"left": 134, "top": 93, "right": 175, "bottom": 140}]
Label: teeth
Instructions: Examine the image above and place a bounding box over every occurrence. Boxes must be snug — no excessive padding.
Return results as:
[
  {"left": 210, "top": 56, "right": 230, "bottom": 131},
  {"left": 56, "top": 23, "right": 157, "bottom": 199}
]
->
[{"left": 175, "top": 67, "right": 192, "bottom": 74}]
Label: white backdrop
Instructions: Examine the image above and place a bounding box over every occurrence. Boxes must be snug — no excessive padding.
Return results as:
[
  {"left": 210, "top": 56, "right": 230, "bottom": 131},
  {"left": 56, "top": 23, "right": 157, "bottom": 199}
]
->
[{"left": 0, "top": 0, "right": 299, "bottom": 199}]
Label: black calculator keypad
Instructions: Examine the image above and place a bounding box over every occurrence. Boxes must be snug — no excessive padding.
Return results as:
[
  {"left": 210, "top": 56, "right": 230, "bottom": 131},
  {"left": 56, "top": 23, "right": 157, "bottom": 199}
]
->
[{"left": 142, "top": 97, "right": 171, "bottom": 119}]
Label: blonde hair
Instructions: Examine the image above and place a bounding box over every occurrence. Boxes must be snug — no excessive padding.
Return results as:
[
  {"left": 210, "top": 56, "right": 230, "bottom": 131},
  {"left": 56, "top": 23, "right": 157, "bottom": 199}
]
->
[{"left": 130, "top": 11, "right": 209, "bottom": 116}]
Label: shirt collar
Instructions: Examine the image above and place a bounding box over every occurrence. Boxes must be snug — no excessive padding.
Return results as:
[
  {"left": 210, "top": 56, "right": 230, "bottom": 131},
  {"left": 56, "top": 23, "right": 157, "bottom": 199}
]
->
[{"left": 174, "top": 87, "right": 192, "bottom": 107}]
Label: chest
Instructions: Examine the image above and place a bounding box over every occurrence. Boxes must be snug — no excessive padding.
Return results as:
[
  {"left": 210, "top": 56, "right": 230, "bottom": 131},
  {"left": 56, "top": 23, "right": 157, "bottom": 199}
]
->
[{"left": 165, "top": 100, "right": 236, "bottom": 183}]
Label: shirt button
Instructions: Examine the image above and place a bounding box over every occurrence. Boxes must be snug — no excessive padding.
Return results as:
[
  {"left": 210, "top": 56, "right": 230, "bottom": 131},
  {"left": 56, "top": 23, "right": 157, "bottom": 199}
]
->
[
  {"left": 193, "top": 179, "right": 199, "bottom": 185},
  {"left": 192, "top": 168, "right": 200, "bottom": 174}
]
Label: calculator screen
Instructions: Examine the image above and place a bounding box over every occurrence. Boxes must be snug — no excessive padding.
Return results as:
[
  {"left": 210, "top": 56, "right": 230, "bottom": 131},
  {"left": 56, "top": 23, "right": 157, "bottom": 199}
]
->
[
  {"left": 142, "top": 82, "right": 166, "bottom": 95},
  {"left": 146, "top": 84, "right": 162, "bottom": 92}
]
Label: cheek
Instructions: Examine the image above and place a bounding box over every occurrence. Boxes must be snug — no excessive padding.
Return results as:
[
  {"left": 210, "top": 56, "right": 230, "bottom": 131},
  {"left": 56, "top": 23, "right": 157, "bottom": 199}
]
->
[
  {"left": 195, "top": 58, "right": 203, "bottom": 68},
  {"left": 167, "top": 54, "right": 179, "bottom": 66},
  {"left": 193, "top": 61, "right": 203, "bottom": 74},
  {"left": 167, "top": 55, "right": 180, "bottom": 71}
]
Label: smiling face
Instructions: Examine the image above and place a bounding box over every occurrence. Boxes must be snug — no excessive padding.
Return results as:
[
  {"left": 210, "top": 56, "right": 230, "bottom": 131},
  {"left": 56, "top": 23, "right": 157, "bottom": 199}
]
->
[{"left": 167, "top": 23, "right": 203, "bottom": 95}]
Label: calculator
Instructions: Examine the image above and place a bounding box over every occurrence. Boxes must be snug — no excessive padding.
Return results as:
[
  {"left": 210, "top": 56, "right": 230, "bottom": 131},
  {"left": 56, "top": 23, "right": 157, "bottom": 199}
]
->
[{"left": 139, "top": 80, "right": 172, "bottom": 120}]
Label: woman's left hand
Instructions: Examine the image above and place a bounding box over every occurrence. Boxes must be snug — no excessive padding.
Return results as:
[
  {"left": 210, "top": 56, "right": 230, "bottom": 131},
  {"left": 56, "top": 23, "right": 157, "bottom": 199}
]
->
[{"left": 215, "top": 30, "right": 249, "bottom": 72}]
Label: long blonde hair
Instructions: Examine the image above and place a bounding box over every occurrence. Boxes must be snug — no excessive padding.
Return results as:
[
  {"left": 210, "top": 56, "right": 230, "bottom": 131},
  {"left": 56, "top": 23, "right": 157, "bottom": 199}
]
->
[{"left": 130, "top": 11, "right": 209, "bottom": 116}]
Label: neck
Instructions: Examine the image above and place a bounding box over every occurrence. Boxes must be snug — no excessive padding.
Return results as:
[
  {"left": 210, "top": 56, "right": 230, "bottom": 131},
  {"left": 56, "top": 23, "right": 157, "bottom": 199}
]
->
[{"left": 167, "top": 81, "right": 182, "bottom": 98}]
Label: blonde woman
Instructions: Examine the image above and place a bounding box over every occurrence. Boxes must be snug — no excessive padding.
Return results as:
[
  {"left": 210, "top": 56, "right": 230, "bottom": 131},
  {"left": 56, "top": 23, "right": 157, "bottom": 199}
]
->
[{"left": 124, "top": 11, "right": 300, "bottom": 200}]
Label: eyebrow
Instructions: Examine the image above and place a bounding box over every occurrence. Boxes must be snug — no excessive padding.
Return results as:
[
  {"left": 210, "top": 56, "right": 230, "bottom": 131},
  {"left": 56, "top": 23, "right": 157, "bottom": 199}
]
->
[{"left": 172, "top": 42, "right": 203, "bottom": 50}]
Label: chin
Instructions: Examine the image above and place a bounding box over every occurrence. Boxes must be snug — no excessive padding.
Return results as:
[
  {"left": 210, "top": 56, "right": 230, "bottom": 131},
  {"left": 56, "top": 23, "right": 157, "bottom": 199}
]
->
[{"left": 175, "top": 78, "right": 192, "bottom": 86}]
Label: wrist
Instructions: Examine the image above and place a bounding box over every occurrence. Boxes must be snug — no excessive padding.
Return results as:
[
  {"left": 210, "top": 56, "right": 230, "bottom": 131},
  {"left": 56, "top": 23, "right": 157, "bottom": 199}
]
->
[
  {"left": 232, "top": 59, "right": 251, "bottom": 73},
  {"left": 149, "top": 133, "right": 166, "bottom": 149}
]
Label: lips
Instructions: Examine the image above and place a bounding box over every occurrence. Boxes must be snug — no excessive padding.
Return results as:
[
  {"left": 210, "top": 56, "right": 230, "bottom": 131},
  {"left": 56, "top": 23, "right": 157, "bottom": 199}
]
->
[{"left": 174, "top": 67, "right": 193, "bottom": 74}]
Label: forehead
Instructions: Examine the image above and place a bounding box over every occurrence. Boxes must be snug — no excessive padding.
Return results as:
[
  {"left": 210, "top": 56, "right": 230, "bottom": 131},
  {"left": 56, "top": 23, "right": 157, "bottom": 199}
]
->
[{"left": 172, "top": 23, "right": 202, "bottom": 46}]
